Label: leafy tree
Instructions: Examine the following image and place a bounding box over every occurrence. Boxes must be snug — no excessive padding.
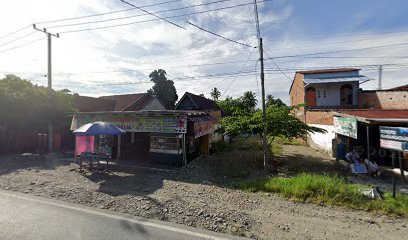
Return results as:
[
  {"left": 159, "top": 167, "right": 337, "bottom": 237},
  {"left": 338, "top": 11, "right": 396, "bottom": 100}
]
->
[
  {"left": 220, "top": 104, "right": 325, "bottom": 171},
  {"left": 210, "top": 87, "right": 221, "bottom": 101},
  {"left": 240, "top": 91, "right": 257, "bottom": 112},
  {"left": 147, "top": 69, "right": 178, "bottom": 109},
  {"left": 266, "top": 94, "right": 286, "bottom": 108},
  {"left": 0, "top": 75, "right": 75, "bottom": 151}
]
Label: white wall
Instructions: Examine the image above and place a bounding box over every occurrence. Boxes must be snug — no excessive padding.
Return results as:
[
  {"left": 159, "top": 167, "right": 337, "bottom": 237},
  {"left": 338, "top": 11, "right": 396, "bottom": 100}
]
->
[
  {"left": 308, "top": 124, "right": 335, "bottom": 155},
  {"left": 305, "top": 70, "right": 359, "bottom": 79},
  {"left": 309, "top": 82, "right": 359, "bottom": 106}
]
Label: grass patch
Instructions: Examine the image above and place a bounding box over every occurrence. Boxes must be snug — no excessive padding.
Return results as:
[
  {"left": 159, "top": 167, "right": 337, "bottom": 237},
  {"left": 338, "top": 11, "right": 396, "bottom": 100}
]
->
[
  {"left": 271, "top": 141, "right": 282, "bottom": 156},
  {"left": 238, "top": 173, "right": 408, "bottom": 216},
  {"left": 274, "top": 136, "right": 305, "bottom": 146}
]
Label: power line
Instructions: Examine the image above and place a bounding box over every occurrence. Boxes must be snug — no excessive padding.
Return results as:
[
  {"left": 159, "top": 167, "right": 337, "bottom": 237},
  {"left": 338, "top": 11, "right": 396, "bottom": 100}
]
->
[
  {"left": 224, "top": 48, "right": 256, "bottom": 96},
  {"left": 268, "top": 41, "right": 408, "bottom": 59},
  {"left": 0, "top": 31, "right": 38, "bottom": 48},
  {"left": 44, "top": 0, "right": 233, "bottom": 29},
  {"left": 59, "top": 1, "right": 269, "bottom": 34},
  {"left": 119, "top": 0, "right": 186, "bottom": 30},
  {"left": 0, "top": 25, "right": 32, "bottom": 40},
  {"left": 0, "top": 36, "right": 46, "bottom": 54},
  {"left": 35, "top": 0, "right": 185, "bottom": 24},
  {"left": 186, "top": 21, "right": 255, "bottom": 48}
]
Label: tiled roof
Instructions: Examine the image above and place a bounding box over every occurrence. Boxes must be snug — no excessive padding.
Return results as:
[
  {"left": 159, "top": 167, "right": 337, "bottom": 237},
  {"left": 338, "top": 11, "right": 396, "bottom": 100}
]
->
[
  {"left": 100, "top": 93, "right": 147, "bottom": 111},
  {"left": 73, "top": 95, "right": 117, "bottom": 112},
  {"left": 297, "top": 68, "right": 360, "bottom": 74},
  {"left": 336, "top": 109, "right": 408, "bottom": 120},
  {"left": 176, "top": 92, "right": 220, "bottom": 110}
]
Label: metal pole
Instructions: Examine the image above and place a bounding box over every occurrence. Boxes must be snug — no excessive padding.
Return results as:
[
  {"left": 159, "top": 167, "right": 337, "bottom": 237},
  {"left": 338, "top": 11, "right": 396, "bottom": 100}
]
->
[
  {"left": 398, "top": 152, "right": 405, "bottom": 183},
  {"left": 378, "top": 65, "right": 383, "bottom": 90},
  {"left": 392, "top": 151, "right": 396, "bottom": 198},
  {"left": 366, "top": 125, "right": 370, "bottom": 161}
]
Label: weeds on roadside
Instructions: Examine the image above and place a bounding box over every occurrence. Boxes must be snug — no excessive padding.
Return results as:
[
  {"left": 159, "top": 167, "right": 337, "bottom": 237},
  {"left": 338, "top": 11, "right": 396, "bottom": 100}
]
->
[{"left": 238, "top": 173, "right": 408, "bottom": 216}]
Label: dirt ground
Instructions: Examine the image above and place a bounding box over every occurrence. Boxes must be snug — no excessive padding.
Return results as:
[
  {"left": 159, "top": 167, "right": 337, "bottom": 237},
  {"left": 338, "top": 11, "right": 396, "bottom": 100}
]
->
[{"left": 0, "top": 145, "right": 407, "bottom": 240}]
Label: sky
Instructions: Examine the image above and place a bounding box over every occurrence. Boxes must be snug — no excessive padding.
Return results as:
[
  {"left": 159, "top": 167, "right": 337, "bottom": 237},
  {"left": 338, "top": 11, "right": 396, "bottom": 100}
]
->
[{"left": 0, "top": 0, "right": 407, "bottom": 105}]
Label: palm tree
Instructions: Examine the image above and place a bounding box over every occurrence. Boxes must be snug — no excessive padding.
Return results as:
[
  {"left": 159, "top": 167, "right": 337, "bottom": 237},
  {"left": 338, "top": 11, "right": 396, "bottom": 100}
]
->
[{"left": 210, "top": 87, "right": 221, "bottom": 101}]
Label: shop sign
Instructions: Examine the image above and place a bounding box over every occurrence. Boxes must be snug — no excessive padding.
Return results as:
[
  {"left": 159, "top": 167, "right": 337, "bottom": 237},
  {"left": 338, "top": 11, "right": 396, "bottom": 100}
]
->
[
  {"left": 71, "top": 114, "right": 187, "bottom": 133},
  {"left": 380, "top": 126, "right": 408, "bottom": 152},
  {"left": 333, "top": 117, "right": 357, "bottom": 139}
]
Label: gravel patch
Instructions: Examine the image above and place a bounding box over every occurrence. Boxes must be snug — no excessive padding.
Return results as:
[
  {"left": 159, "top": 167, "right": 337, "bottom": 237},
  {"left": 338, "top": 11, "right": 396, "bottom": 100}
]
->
[{"left": 0, "top": 149, "right": 407, "bottom": 239}]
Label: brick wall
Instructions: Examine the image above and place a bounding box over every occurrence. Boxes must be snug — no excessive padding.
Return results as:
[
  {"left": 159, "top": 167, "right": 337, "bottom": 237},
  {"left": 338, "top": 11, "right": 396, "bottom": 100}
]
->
[
  {"left": 305, "top": 110, "right": 334, "bottom": 125},
  {"left": 358, "top": 91, "right": 408, "bottom": 109},
  {"left": 290, "top": 73, "right": 305, "bottom": 121}
]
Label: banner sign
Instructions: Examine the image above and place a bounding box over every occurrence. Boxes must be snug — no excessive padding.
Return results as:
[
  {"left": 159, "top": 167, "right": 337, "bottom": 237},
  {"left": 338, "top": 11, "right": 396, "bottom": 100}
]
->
[
  {"left": 71, "top": 113, "right": 187, "bottom": 133},
  {"left": 333, "top": 117, "right": 357, "bottom": 139},
  {"left": 380, "top": 126, "right": 408, "bottom": 152}
]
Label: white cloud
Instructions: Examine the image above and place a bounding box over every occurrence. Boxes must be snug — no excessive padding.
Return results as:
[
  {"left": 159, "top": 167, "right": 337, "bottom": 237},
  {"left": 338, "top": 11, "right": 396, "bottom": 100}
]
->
[{"left": 0, "top": 0, "right": 407, "bottom": 106}]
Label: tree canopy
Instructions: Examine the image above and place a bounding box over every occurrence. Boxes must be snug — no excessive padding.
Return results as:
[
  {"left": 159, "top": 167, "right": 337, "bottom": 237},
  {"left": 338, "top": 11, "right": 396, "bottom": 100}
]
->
[
  {"left": 266, "top": 94, "right": 287, "bottom": 108},
  {"left": 210, "top": 87, "right": 221, "bottom": 101},
  {"left": 0, "top": 74, "right": 75, "bottom": 130},
  {"left": 147, "top": 69, "right": 178, "bottom": 109},
  {"left": 218, "top": 91, "right": 258, "bottom": 116}
]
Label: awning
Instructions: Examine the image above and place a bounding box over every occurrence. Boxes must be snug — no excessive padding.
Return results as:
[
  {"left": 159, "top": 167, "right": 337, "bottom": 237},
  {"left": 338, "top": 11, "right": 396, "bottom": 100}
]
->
[{"left": 304, "top": 75, "right": 370, "bottom": 84}]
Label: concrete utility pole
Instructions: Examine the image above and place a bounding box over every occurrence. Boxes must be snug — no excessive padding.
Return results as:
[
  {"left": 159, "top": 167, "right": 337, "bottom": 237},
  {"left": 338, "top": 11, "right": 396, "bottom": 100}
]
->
[
  {"left": 378, "top": 65, "right": 383, "bottom": 90},
  {"left": 253, "top": 0, "right": 268, "bottom": 171},
  {"left": 33, "top": 24, "right": 59, "bottom": 152},
  {"left": 259, "top": 37, "right": 268, "bottom": 170}
]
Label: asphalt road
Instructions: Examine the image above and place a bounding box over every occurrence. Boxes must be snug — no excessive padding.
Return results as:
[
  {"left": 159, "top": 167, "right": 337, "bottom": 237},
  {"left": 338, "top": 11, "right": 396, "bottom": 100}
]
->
[{"left": 0, "top": 190, "right": 244, "bottom": 240}]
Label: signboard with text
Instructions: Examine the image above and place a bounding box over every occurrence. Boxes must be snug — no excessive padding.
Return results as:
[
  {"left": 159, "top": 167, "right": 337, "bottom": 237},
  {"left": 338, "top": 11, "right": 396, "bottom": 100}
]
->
[
  {"left": 333, "top": 117, "right": 357, "bottom": 139},
  {"left": 71, "top": 113, "right": 187, "bottom": 134},
  {"left": 380, "top": 126, "right": 408, "bottom": 152}
]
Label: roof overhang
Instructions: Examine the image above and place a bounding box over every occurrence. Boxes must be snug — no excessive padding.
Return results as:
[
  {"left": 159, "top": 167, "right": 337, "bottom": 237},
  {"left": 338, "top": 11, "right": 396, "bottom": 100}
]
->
[{"left": 304, "top": 75, "right": 370, "bottom": 84}]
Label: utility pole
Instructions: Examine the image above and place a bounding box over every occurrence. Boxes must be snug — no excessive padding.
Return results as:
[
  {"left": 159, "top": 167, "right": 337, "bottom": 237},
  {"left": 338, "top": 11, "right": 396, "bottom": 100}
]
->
[
  {"left": 33, "top": 24, "right": 59, "bottom": 152},
  {"left": 378, "top": 65, "right": 383, "bottom": 90},
  {"left": 259, "top": 37, "right": 268, "bottom": 171},
  {"left": 253, "top": 0, "right": 268, "bottom": 171}
]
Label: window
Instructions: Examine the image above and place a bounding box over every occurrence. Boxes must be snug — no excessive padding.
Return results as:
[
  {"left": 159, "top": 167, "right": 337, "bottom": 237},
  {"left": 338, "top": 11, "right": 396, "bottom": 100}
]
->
[
  {"left": 317, "top": 90, "right": 321, "bottom": 98},
  {"left": 340, "top": 84, "right": 353, "bottom": 106},
  {"left": 150, "top": 136, "right": 181, "bottom": 150},
  {"left": 323, "top": 90, "right": 327, "bottom": 98}
]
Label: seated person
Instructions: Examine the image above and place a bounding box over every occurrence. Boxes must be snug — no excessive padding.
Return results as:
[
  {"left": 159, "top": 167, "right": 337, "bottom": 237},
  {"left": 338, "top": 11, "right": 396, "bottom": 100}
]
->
[
  {"left": 346, "top": 148, "right": 361, "bottom": 164},
  {"left": 365, "top": 159, "right": 380, "bottom": 176}
]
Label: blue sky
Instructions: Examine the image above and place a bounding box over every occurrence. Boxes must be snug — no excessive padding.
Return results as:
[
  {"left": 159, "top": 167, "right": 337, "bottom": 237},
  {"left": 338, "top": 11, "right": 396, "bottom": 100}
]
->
[{"left": 0, "top": 0, "right": 407, "bottom": 104}]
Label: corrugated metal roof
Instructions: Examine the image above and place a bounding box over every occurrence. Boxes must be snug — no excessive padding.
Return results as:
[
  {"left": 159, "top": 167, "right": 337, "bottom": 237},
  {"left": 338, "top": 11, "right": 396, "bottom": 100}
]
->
[
  {"left": 335, "top": 109, "right": 408, "bottom": 121},
  {"left": 305, "top": 75, "right": 370, "bottom": 84},
  {"left": 297, "top": 68, "right": 360, "bottom": 74}
]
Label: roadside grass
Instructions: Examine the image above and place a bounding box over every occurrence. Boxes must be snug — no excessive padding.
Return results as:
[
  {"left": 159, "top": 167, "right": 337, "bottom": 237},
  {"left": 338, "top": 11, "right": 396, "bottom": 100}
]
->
[{"left": 238, "top": 173, "right": 408, "bottom": 217}]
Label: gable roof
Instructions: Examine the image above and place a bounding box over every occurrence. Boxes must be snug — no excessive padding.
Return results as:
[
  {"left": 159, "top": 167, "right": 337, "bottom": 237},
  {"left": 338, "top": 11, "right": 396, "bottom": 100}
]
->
[
  {"left": 73, "top": 95, "right": 117, "bottom": 112},
  {"left": 100, "top": 93, "right": 146, "bottom": 111},
  {"left": 175, "top": 92, "right": 220, "bottom": 111},
  {"left": 296, "top": 68, "right": 360, "bottom": 74}
]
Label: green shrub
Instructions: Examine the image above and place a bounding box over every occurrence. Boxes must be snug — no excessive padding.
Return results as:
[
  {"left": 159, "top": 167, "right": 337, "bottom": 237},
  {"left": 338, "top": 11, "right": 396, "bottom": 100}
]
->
[
  {"left": 238, "top": 173, "right": 408, "bottom": 216},
  {"left": 211, "top": 140, "right": 226, "bottom": 153}
]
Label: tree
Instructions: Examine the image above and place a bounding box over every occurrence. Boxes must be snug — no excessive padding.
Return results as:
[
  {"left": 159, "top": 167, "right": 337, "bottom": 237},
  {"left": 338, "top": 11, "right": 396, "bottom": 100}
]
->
[
  {"left": 0, "top": 75, "right": 75, "bottom": 151},
  {"left": 210, "top": 87, "right": 221, "bottom": 101},
  {"left": 220, "top": 104, "right": 326, "bottom": 171},
  {"left": 266, "top": 94, "right": 286, "bottom": 108},
  {"left": 240, "top": 91, "right": 257, "bottom": 112},
  {"left": 147, "top": 69, "right": 178, "bottom": 109}
]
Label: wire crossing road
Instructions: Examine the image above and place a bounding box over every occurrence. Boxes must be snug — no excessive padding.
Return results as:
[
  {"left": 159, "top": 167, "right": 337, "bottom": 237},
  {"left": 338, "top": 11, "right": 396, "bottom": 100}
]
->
[{"left": 0, "top": 190, "right": 244, "bottom": 240}]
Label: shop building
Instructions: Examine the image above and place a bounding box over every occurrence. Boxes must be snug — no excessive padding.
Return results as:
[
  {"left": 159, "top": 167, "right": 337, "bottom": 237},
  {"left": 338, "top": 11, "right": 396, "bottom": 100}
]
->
[{"left": 70, "top": 92, "right": 221, "bottom": 167}]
